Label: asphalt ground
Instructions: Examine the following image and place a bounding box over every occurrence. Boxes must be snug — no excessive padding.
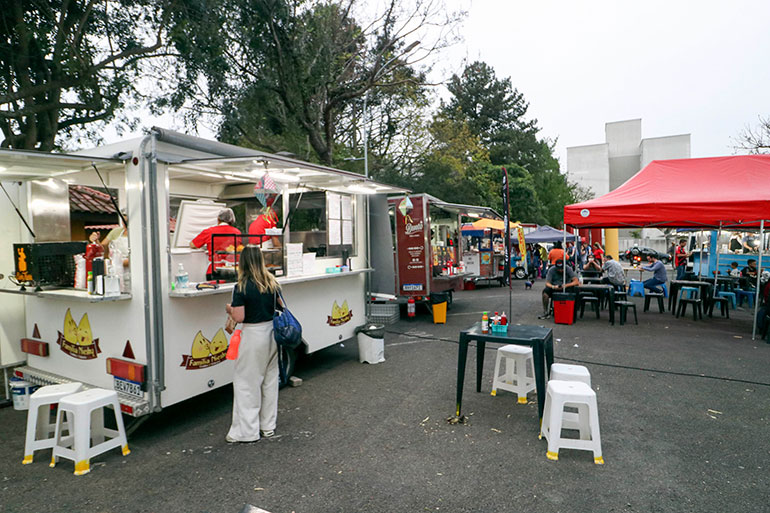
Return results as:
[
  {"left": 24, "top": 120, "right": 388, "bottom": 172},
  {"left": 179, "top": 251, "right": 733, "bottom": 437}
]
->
[{"left": 2, "top": 277, "right": 770, "bottom": 513}]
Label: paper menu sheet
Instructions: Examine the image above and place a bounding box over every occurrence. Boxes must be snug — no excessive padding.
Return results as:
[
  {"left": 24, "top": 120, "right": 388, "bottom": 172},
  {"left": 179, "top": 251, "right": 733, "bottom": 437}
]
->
[
  {"left": 341, "top": 195, "right": 352, "bottom": 220},
  {"left": 286, "top": 243, "right": 303, "bottom": 276},
  {"left": 342, "top": 220, "right": 353, "bottom": 245},
  {"left": 328, "top": 219, "right": 341, "bottom": 245},
  {"left": 302, "top": 252, "right": 316, "bottom": 275},
  {"left": 328, "top": 192, "right": 341, "bottom": 219}
]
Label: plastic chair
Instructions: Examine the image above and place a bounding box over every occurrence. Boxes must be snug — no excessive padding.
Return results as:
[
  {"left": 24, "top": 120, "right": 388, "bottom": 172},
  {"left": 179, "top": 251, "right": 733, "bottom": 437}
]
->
[
  {"left": 491, "top": 345, "right": 535, "bottom": 404},
  {"left": 540, "top": 380, "right": 603, "bottom": 464},
  {"left": 735, "top": 289, "right": 755, "bottom": 308},
  {"left": 549, "top": 363, "right": 591, "bottom": 387},
  {"left": 628, "top": 280, "right": 645, "bottom": 297},
  {"left": 716, "top": 290, "right": 737, "bottom": 309},
  {"left": 22, "top": 382, "right": 83, "bottom": 465},
  {"left": 643, "top": 292, "right": 665, "bottom": 313},
  {"left": 708, "top": 296, "right": 730, "bottom": 318},
  {"left": 577, "top": 294, "right": 600, "bottom": 319},
  {"left": 50, "top": 389, "right": 130, "bottom": 475},
  {"left": 614, "top": 301, "right": 638, "bottom": 325}
]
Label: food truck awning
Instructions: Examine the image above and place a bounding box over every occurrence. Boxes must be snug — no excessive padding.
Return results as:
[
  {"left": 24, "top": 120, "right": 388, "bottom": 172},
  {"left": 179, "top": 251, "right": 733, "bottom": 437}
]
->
[
  {"left": 166, "top": 156, "right": 409, "bottom": 195},
  {"left": 409, "top": 194, "right": 501, "bottom": 219},
  {"left": 0, "top": 148, "right": 123, "bottom": 181}
]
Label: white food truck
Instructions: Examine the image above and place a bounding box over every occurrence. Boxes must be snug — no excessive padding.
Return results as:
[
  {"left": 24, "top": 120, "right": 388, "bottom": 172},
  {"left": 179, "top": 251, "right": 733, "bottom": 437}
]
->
[{"left": 0, "top": 128, "right": 406, "bottom": 417}]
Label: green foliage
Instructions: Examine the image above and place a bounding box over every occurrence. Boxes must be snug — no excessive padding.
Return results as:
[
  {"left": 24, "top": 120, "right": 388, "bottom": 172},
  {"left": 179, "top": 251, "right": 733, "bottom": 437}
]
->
[
  {"left": 166, "top": 0, "right": 452, "bottom": 166},
  {"left": 0, "top": 0, "right": 168, "bottom": 150},
  {"left": 427, "top": 61, "right": 585, "bottom": 226}
]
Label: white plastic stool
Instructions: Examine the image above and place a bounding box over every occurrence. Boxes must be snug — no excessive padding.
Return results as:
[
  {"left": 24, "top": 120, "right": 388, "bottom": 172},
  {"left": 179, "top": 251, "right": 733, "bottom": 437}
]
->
[
  {"left": 50, "top": 389, "right": 130, "bottom": 475},
  {"left": 550, "top": 363, "right": 591, "bottom": 387},
  {"left": 491, "top": 344, "right": 535, "bottom": 404},
  {"left": 22, "top": 382, "right": 83, "bottom": 465},
  {"left": 540, "top": 380, "right": 604, "bottom": 464}
]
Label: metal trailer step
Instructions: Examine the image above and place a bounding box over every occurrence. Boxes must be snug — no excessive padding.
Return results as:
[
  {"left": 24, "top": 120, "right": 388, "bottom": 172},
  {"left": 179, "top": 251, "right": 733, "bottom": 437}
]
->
[{"left": 12, "top": 366, "right": 151, "bottom": 417}]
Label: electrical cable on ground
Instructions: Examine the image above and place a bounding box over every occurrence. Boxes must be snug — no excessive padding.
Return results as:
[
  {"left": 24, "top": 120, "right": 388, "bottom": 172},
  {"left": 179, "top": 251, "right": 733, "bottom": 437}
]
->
[{"left": 384, "top": 328, "right": 770, "bottom": 388}]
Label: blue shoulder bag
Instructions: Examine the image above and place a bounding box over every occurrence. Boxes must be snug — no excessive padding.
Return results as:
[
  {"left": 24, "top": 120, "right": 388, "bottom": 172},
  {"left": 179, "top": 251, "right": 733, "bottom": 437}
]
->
[{"left": 273, "top": 289, "right": 302, "bottom": 350}]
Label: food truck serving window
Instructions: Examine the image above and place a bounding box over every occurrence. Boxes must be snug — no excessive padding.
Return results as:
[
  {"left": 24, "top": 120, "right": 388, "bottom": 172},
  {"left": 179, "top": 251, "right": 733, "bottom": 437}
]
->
[{"left": 289, "top": 191, "right": 356, "bottom": 257}]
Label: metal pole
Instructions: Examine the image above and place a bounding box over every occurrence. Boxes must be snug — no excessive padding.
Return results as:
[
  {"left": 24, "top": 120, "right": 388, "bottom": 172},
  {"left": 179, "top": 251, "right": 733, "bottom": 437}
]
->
[
  {"left": 752, "top": 220, "right": 764, "bottom": 340},
  {"left": 713, "top": 222, "right": 722, "bottom": 295},
  {"left": 698, "top": 231, "right": 704, "bottom": 278},
  {"left": 363, "top": 93, "right": 372, "bottom": 318},
  {"left": 563, "top": 224, "right": 567, "bottom": 286}
]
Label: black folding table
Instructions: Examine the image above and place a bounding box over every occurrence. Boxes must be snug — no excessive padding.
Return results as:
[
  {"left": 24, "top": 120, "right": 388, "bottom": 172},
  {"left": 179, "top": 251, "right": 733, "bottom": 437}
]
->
[{"left": 455, "top": 323, "right": 554, "bottom": 420}]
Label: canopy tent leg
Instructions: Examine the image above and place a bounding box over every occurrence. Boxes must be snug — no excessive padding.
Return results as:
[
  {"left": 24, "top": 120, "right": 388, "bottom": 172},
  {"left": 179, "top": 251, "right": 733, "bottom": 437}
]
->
[
  {"left": 563, "top": 224, "right": 567, "bottom": 285},
  {"left": 752, "top": 220, "right": 764, "bottom": 341},
  {"left": 713, "top": 222, "right": 722, "bottom": 298}
]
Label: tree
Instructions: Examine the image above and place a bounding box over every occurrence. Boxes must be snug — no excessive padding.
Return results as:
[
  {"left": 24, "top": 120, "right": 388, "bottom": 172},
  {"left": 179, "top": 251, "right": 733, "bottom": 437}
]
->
[
  {"left": 412, "top": 113, "right": 491, "bottom": 205},
  {"left": 166, "top": 0, "right": 462, "bottom": 165},
  {"left": 735, "top": 115, "right": 770, "bottom": 154},
  {"left": 438, "top": 61, "right": 586, "bottom": 226},
  {"left": 0, "top": 0, "right": 170, "bottom": 150}
]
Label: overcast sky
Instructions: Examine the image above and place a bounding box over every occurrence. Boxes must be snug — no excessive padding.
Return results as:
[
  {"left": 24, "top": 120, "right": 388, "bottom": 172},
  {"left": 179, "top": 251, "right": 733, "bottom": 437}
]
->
[
  {"left": 116, "top": 1, "right": 770, "bottom": 172},
  {"left": 442, "top": 0, "right": 770, "bottom": 169}
]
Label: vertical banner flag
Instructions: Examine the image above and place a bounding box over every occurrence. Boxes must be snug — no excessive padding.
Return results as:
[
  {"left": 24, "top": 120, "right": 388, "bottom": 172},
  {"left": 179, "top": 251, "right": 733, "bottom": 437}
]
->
[
  {"left": 517, "top": 225, "right": 527, "bottom": 271},
  {"left": 501, "top": 167, "right": 511, "bottom": 287}
]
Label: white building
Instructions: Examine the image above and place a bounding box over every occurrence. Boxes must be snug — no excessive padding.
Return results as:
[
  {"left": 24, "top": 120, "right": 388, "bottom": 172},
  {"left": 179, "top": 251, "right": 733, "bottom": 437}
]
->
[{"left": 566, "top": 119, "right": 690, "bottom": 250}]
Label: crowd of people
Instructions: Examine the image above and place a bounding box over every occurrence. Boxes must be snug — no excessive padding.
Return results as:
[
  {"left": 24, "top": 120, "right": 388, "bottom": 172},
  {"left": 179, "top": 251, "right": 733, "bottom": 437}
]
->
[{"left": 532, "top": 236, "right": 768, "bottom": 325}]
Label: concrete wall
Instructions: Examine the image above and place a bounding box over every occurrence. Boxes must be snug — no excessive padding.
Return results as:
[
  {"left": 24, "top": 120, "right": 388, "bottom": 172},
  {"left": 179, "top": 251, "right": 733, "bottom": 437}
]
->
[
  {"left": 640, "top": 134, "right": 691, "bottom": 167},
  {"left": 608, "top": 155, "right": 642, "bottom": 190},
  {"left": 606, "top": 119, "right": 642, "bottom": 158},
  {"left": 566, "top": 143, "right": 610, "bottom": 198}
]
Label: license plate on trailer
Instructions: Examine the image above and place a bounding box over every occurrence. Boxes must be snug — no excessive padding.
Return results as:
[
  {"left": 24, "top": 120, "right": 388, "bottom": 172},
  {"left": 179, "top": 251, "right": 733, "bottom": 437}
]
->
[
  {"left": 114, "top": 377, "right": 143, "bottom": 398},
  {"left": 402, "top": 284, "right": 423, "bottom": 291}
]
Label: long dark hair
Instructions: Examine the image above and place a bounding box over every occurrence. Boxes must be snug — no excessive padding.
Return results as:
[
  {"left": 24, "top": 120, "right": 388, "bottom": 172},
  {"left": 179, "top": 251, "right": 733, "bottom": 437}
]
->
[{"left": 237, "top": 245, "right": 279, "bottom": 294}]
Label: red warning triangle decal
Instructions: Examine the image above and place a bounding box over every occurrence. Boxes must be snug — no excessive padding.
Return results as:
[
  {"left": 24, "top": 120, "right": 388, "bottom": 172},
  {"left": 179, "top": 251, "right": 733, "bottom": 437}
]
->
[
  {"left": 32, "top": 324, "right": 41, "bottom": 339},
  {"left": 122, "top": 340, "right": 135, "bottom": 359}
]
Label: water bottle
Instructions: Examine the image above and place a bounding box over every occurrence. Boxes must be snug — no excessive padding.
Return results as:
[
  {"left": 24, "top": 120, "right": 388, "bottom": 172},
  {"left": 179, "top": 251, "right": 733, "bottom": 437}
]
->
[{"left": 175, "top": 263, "right": 189, "bottom": 289}]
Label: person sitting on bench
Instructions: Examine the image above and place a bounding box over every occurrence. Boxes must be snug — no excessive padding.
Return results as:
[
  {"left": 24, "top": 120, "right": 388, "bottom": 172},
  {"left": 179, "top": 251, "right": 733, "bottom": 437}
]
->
[
  {"left": 538, "top": 259, "right": 579, "bottom": 319},
  {"left": 641, "top": 254, "right": 667, "bottom": 294}
]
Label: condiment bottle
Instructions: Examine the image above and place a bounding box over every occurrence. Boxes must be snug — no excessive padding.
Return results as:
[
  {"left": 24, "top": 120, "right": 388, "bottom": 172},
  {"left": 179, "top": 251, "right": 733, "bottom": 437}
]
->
[
  {"left": 494, "top": 311, "right": 499, "bottom": 325},
  {"left": 500, "top": 311, "right": 507, "bottom": 325},
  {"left": 481, "top": 311, "right": 489, "bottom": 333}
]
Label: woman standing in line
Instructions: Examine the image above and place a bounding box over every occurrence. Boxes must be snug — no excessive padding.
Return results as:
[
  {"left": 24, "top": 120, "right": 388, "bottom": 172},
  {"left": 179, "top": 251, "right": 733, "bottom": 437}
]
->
[{"left": 225, "top": 245, "right": 281, "bottom": 443}]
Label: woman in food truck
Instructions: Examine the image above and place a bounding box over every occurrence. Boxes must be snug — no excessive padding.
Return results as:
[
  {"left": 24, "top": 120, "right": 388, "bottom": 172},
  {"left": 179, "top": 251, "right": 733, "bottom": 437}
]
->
[
  {"left": 189, "top": 207, "right": 242, "bottom": 279},
  {"left": 248, "top": 194, "right": 281, "bottom": 249}
]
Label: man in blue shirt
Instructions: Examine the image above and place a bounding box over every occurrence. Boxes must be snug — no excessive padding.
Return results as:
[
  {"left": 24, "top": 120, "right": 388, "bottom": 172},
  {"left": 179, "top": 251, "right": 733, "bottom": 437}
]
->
[{"left": 642, "top": 254, "right": 667, "bottom": 294}]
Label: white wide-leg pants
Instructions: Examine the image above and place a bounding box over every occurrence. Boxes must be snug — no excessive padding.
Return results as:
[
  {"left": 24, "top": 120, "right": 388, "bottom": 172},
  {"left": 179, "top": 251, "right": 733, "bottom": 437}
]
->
[{"left": 227, "top": 321, "right": 279, "bottom": 441}]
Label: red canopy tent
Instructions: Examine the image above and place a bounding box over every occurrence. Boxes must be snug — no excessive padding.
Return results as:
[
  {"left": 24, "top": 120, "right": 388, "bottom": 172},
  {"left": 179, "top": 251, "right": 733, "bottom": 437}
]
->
[
  {"left": 563, "top": 154, "right": 770, "bottom": 339},
  {"left": 564, "top": 155, "right": 770, "bottom": 229}
]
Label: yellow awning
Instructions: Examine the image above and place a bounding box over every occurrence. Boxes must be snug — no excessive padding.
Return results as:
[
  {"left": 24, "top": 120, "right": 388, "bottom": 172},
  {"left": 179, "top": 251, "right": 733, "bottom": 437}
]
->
[{"left": 470, "top": 218, "right": 519, "bottom": 231}]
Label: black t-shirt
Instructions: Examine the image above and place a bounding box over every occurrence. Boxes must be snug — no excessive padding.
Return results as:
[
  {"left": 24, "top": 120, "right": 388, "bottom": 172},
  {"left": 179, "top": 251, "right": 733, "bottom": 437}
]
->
[{"left": 231, "top": 280, "right": 278, "bottom": 323}]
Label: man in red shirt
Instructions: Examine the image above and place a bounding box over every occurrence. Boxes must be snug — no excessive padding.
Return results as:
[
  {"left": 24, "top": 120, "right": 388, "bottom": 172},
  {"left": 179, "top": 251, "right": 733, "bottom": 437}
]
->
[
  {"left": 248, "top": 196, "right": 281, "bottom": 248},
  {"left": 190, "top": 208, "right": 241, "bottom": 279},
  {"left": 674, "top": 239, "right": 691, "bottom": 280}
]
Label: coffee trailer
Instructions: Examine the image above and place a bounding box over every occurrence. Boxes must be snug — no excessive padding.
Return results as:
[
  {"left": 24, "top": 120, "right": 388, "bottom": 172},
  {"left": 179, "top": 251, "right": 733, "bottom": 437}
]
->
[
  {"left": 388, "top": 194, "right": 500, "bottom": 304},
  {"left": 0, "top": 129, "right": 406, "bottom": 416}
]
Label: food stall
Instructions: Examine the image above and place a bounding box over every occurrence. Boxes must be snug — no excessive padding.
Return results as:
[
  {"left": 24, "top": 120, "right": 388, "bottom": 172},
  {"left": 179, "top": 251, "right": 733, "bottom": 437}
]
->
[
  {"left": 460, "top": 219, "right": 536, "bottom": 284},
  {"left": 388, "top": 193, "right": 499, "bottom": 304},
  {"left": 0, "top": 129, "right": 407, "bottom": 417}
]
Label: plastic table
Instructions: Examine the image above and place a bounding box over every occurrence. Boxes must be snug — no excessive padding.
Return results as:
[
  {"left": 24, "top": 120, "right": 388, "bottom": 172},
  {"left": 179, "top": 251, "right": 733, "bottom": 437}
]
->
[{"left": 455, "top": 323, "right": 554, "bottom": 420}]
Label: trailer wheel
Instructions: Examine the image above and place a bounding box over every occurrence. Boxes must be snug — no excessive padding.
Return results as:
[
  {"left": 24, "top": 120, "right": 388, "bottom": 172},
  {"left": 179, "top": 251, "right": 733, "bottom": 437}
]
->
[
  {"left": 278, "top": 346, "right": 297, "bottom": 388},
  {"left": 513, "top": 267, "right": 527, "bottom": 280}
]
